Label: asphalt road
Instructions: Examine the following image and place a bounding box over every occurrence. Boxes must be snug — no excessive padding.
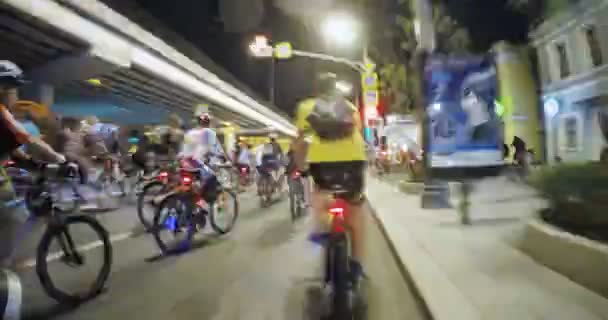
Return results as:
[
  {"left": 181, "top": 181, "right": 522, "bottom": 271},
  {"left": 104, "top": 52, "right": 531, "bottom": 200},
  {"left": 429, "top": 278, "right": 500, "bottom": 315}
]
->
[{"left": 14, "top": 190, "right": 429, "bottom": 320}]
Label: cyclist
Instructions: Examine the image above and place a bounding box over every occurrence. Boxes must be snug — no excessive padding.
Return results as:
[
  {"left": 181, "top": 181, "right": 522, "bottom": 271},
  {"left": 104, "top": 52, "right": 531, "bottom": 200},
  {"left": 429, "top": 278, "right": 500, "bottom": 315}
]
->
[
  {"left": 236, "top": 141, "right": 252, "bottom": 175},
  {"left": 0, "top": 60, "right": 66, "bottom": 266},
  {"left": 286, "top": 139, "right": 310, "bottom": 208},
  {"left": 179, "top": 113, "right": 228, "bottom": 185},
  {"left": 163, "top": 114, "right": 185, "bottom": 160},
  {"left": 255, "top": 130, "right": 284, "bottom": 194},
  {"left": 292, "top": 73, "right": 368, "bottom": 286},
  {"left": 83, "top": 116, "right": 121, "bottom": 158},
  {"left": 59, "top": 117, "right": 91, "bottom": 184}
]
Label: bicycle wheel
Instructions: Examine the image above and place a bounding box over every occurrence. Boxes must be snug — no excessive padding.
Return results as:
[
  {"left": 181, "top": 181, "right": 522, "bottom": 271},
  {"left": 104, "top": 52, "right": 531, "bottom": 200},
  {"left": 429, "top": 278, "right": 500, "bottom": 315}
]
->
[
  {"left": 294, "top": 180, "right": 304, "bottom": 218},
  {"left": 289, "top": 182, "right": 297, "bottom": 221},
  {"left": 209, "top": 189, "right": 238, "bottom": 234},
  {"left": 259, "top": 176, "right": 270, "bottom": 208},
  {"left": 36, "top": 215, "right": 112, "bottom": 305},
  {"left": 152, "top": 193, "right": 196, "bottom": 254},
  {"left": 137, "top": 181, "right": 167, "bottom": 232},
  {"left": 329, "top": 235, "right": 351, "bottom": 318},
  {"left": 288, "top": 179, "right": 302, "bottom": 221}
]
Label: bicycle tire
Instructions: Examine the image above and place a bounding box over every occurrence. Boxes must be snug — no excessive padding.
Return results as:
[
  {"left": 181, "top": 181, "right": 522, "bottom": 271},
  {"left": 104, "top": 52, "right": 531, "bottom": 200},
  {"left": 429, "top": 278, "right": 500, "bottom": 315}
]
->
[
  {"left": 209, "top": 189, "right": 239, "bottom": 234},
  {"left": 289, "top": 184, "right": 297, "bottom": 221},
  {"left": 259, "top": 176, "right": 271, "bottom": 208},
  {"left": 152, "top": 193, "right": 196, "bottom": 254},
  {"left": 136, "top": 181, "right": 166, "bottom": 231},
  {"left": 329, "top": 236, "right": 351, "bottom": 318},
  {"left": 36, "top": 215, "right": 112, "bottom": 305}
]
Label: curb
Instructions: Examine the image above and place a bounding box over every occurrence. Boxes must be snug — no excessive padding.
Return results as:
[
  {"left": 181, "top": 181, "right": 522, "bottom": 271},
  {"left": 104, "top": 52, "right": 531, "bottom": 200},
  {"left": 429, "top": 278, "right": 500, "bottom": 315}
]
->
[
  {"left": 368, "top": 204, "right": 434, "bottom": 320},
  {"left": 520, "top": 219, "right": 608, "bottom": 299}
]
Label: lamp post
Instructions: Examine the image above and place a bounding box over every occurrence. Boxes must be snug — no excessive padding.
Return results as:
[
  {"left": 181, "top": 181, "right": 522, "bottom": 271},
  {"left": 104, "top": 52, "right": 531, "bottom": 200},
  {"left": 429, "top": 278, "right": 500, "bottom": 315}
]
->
[{"left": 249, "top": 35, "right": 276, "bottom": 104}]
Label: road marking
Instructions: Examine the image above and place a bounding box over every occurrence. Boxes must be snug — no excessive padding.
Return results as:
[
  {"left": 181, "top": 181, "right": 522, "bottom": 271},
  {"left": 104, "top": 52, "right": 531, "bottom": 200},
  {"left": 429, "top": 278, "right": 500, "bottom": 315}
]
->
[{"left": 17, "top": 231, "right": 134, "bottom": 269}]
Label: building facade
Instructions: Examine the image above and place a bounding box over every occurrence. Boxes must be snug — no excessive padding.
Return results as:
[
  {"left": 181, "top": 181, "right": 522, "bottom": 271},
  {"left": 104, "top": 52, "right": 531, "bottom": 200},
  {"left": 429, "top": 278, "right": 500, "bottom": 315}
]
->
[{"left": 531, "top": 0, "right": 608, "bottom": 164}]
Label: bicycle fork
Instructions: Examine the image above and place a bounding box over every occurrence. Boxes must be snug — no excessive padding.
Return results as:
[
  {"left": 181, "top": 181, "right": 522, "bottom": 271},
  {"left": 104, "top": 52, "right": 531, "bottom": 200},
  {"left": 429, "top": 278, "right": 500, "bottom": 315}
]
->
[{"left": 55, "top": 225, "right": 84, "bottom": 267}]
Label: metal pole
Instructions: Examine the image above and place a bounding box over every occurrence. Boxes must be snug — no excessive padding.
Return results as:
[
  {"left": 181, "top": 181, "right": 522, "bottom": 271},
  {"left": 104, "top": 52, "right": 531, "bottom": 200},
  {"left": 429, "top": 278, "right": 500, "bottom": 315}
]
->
[
  {"left": 413, "top": 0, "right": 436, "bottom": 51},
  {"left": 269, "top": 57, "right": 276, "bottom": 105}
]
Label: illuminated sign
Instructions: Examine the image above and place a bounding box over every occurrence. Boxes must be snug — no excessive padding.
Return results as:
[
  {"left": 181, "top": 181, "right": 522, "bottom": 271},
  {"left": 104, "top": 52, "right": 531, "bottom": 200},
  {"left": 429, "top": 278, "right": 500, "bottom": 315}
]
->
[{"left": 274, "top": 42, "right": 293, "bottom": 59}]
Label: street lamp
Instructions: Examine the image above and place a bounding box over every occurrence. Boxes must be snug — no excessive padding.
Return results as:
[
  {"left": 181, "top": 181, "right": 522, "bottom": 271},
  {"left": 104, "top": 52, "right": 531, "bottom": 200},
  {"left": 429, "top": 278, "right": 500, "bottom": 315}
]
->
[
  {"left": 321, "top": 13, "right": 359, "bottom": 47},
  {"left": 249, "top": 35, "right": 276, "bottom": 104},
  {"left": 335, "top": 80, "right": 353, "bottom": 95}
]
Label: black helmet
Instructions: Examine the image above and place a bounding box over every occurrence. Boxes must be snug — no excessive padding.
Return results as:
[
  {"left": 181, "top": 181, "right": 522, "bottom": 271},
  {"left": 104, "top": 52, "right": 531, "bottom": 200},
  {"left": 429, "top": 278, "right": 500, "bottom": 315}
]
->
[{"left": 0, "top": 61, "right": 26, "bottom": 88}]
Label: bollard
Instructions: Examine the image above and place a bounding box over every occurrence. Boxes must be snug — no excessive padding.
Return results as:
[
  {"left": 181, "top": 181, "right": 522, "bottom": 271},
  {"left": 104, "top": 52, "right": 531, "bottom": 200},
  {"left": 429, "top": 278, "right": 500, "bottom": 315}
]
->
[
  {"left": 458, "top": 180, "right": 472, "bottom": 225},
  {"left": 0, "top": 268, "right": 21, "bottom": 320}
]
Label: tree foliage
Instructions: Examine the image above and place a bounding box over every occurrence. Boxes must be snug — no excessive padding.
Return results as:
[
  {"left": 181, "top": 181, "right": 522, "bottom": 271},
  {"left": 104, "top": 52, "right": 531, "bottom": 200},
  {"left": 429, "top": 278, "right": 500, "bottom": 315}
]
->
[
  {"left": 370, "top": 0, "right": 548, "bottom": 115},
  {"left": 372, "top": 0, "right": 472, "bottom": 115}
]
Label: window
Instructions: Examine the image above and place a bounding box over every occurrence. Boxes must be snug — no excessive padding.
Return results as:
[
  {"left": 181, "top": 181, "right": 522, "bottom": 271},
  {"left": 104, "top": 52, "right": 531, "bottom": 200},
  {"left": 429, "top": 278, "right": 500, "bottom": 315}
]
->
[
  {"left": 559, "top": 113, "right": 582, "bottom": 152},
  {"left": 584, "top": 25, "right": 603, "bottom": 67},
  {"left": 565, "top": 117, "right": 578, "bottom": 149},
  {"left": 555, "top": 43, "right": 570, "bottom": 78}
]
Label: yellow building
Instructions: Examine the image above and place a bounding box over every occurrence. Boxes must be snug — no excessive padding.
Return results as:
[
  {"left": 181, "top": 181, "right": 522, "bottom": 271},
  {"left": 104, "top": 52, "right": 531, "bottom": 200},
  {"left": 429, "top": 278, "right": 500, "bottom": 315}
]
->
[{"left": 494, "top": 41, "right": 543, "bottom": 160}]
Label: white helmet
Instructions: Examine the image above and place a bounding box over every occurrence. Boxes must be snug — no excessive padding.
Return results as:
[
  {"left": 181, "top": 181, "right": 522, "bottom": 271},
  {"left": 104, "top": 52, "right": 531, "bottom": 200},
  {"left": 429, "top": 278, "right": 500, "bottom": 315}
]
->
[{"left": 0, "top": 60, "right": 26, "bottom": 88}]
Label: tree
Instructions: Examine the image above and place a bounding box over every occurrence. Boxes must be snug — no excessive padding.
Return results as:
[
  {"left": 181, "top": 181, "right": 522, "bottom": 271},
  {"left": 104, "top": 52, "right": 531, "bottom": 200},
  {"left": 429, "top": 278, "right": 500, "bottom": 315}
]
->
[{"left": 370, "top": 0, "right": 472, "bottom": 116}]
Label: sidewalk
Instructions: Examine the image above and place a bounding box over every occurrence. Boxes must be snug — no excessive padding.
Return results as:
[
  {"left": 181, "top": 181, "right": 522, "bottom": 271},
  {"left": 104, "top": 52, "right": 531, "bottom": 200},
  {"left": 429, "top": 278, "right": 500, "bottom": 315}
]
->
[{"left": 367, "top": 176, "right": 608, "bottom": 320}]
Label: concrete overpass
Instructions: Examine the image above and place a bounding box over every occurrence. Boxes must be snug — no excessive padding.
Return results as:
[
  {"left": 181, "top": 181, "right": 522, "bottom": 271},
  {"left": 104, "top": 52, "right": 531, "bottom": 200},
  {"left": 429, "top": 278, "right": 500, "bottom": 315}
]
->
[{"left": 0, "top": 0, "right": 295, "bottom": 135}]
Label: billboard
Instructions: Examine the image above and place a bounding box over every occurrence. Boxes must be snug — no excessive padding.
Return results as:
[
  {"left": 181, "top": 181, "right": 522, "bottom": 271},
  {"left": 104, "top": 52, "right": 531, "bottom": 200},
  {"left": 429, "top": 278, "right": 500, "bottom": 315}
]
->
[{"left": 424, "top": 54, "right": 504, "bottom": 168}]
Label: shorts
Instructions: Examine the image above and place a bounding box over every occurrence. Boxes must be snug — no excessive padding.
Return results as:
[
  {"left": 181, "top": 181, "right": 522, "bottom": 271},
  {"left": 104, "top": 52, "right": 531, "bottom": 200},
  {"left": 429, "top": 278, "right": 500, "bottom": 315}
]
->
[
  {"left": 309, "top": 161, "right": 366, "bottom": 203},
  {"left": 260, "top": 155, "right": 280, "bottom": 174}
]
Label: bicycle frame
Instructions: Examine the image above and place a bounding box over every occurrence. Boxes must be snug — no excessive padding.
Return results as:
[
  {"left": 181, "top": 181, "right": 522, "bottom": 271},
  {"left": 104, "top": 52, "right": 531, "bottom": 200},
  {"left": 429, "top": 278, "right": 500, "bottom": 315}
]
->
[{"left": 5, "top": 165, "right": 81, "bottom": 266}]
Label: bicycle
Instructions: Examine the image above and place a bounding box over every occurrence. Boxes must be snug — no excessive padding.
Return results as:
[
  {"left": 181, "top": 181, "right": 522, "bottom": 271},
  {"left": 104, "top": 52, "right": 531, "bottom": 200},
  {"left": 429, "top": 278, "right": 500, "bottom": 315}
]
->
[
  {"left": 288, "top": 170, "right": 306, "bottom": 221},
  {"left": 152, "top": 164, "right": 238, "bottom": 254},
  {"left": 4, "top": 159, "right": 82, "bottom": 213},
  {"left": 322, "top": 187, "right": 363, "bottom": 319},
  {"left": 258, "top": 164, "right": 285, "bottom": 208},
  {"left": 1, "top": 161, "right": 112, "bottom": 305},
  {"left": 136, "top": 168, "right": 176, "bottom": 232}
]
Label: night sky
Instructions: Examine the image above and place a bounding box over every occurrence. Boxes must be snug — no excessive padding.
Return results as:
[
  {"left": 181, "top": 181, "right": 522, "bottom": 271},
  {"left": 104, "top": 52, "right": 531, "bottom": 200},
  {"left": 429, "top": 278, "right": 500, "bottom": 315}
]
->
[
  {"left": 133, "top": 0, "right": 324, "bottom": 116},
  {"left": 115, "top": 0, "right": 534, "bottom": 115}
]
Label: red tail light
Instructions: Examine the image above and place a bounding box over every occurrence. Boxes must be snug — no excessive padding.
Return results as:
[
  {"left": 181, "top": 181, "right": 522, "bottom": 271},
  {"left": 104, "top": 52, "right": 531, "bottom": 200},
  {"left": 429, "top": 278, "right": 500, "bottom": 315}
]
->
[
  {"left": 292, "top": 171, "right": 301, "bottom": 178},
  {"left": 2, "top": 160, "right": 15, "bottom": 166},
  {"left": 241, "top": 167, "right": 247, "bottom": 173},
  {"left": 181, "top": 174, "right": 193, "bottom": 186},
  {"left": 328, "top": 199, "right": 349, "bottom": 233}
]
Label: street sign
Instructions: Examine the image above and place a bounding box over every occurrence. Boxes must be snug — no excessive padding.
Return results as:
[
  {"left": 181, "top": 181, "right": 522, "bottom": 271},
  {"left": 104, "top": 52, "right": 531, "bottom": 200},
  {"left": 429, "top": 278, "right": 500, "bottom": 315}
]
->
[
  {"left": 363, "top": 90, "right": 379, "bottom": 108},
  {"left": 274, "top": 42, "right": 293, "bottom": 59}
]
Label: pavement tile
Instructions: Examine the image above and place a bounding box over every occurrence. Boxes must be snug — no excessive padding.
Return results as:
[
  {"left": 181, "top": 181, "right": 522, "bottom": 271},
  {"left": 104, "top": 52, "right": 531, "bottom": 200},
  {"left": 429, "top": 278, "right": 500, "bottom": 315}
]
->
[{"left": 367, "top": 176, "right": 608, "bottom": 320}]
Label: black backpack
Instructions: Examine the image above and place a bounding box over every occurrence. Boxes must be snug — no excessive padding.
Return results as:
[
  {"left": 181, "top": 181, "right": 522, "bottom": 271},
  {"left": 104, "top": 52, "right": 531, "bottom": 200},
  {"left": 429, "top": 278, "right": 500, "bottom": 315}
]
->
[{"left": 306, "top": 97, "right": 355, "bottom": 141}]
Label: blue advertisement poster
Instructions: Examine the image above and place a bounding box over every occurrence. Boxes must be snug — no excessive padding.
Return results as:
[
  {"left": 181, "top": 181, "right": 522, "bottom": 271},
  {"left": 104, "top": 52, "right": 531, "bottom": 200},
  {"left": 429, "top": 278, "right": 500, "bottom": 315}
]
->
[{"left": 424, "top": 54, "right": 504, "bottom": 168}]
